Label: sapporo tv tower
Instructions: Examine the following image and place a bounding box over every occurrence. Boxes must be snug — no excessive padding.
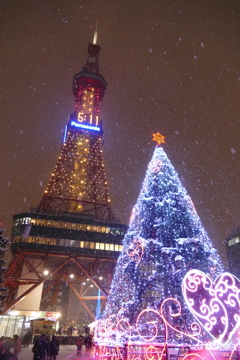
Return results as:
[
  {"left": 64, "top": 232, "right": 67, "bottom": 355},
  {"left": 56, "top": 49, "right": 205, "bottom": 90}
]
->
[
  {"left": 4, "top": 30, "right": 127, "bottom": 326},
  {"left": 38, "top": 30, "right": 111, "bottom": 218}
]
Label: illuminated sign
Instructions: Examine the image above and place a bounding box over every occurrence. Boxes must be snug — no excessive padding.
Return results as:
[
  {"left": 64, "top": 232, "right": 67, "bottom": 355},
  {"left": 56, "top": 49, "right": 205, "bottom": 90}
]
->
[
  {"left": 77, "top": 112, "right": 99, "bottom": 126},
  {"left": 70, "top": 121, "right": 101, "bottom": 132},
  {"left": 182, "top": 269, "right": 240, "bottom": 344}
]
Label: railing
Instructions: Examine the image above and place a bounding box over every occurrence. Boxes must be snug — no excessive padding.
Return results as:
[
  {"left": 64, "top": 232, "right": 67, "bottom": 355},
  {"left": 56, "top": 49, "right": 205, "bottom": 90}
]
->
[{"left": 94, "top": 345, "right": 240, "bottom": 360}]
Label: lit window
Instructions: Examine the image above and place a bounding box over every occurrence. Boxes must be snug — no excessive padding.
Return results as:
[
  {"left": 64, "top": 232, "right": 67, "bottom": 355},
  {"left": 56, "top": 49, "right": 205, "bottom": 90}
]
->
[
  {"left": 229, "top": 237, "right": 240, "bottom": 246},
  {"left": 110, "top": 244, "right": 114, "bottom": 251},
  {"left": 119, "top": 245, "right": 123, "bottom": 251},
  {"left": 95, "top": 243, "right": 100, "bottom": 249},
  {"left": 106, "top": 228, "right": 110, "bottom": 233},
  {"left": 92, "top": 226, "right": 97, "bottom": 232},
  {"left": 115, "top": 245, "right": 119, "bottom": 251},
  {"left": 90, "top": 242, "right": 95, "bottom": 249},
  {"left": 70, "top": 240, "right": 75, "bottom": 247},
  {"left": 50, "top": 239, "right": 54, "bottom": 244},
  {"left": 105, "top": 244, "right": 110, "bottom": 251},
  {"left": 87, "top": 225, "right": 92, "bottom": 231},
  {"left": 85, "top": 242, "right": 90, "bottom": 248},
  {"left": 22, "top": 218, "right": 27, "bottom": 224},
  {"left": 80, "top": 241, "right": 84, "bottom": 248},
  {"left": 100, "top": 243, "right": 105, "bottom": 250},
  {"left": 101, "top": 227, "right": 106, "bottom": 233}
]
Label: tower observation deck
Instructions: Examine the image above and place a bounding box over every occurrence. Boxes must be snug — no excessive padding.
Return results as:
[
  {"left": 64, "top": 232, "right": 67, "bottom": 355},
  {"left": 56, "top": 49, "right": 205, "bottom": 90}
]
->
[{"left": 3, "top": 35, "right": 127, "bottom": 326}]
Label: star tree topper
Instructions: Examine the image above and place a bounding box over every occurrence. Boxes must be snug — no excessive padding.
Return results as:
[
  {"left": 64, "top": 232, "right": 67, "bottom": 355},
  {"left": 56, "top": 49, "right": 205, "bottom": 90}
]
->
[{"left": 152, "top": 132, "right": 166, "bottom": 146}]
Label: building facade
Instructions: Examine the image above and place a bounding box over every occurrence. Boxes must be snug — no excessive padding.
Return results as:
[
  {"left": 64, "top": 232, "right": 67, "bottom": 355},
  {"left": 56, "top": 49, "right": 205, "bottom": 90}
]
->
[{"left": 225, "top": 226, "right": 240, "bottom": 277}]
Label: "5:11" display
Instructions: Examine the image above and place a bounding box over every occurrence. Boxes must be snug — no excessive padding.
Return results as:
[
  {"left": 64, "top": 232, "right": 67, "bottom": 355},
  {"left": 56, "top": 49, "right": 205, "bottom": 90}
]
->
[{"left": 77, "top": 112, "right": 99, "bottom": 126}]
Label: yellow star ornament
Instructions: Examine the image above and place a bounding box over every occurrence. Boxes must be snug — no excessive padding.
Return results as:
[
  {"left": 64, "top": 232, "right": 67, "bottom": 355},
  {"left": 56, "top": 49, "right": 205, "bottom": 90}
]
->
[{"left": 152, "top": 132, "right": 166, "bottom": 146}]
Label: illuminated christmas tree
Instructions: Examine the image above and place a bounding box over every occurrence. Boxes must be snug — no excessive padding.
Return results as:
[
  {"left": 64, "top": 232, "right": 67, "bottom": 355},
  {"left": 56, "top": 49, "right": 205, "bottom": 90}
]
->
[{"left": 102, "top": 133, "right": 224, "bottom": 340}]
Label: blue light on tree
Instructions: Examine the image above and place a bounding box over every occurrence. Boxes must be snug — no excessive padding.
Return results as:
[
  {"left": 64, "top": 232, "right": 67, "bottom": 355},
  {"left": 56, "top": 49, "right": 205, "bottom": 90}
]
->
[{"left": 95, "top": 289, "right": 101, "bottom": 320}]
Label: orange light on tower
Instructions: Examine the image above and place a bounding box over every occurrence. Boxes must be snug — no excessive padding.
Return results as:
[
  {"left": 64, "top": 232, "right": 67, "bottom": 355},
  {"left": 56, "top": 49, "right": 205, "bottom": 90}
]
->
[{"left": 152, "top": 132, "right": 166, "bottom": 146}]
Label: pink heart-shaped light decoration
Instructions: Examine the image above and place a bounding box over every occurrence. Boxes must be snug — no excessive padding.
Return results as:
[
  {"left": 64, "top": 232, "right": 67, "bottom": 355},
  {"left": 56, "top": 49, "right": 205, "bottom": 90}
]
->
[{"left": 182, "top": 270, "right": 240, "bottom": 344}]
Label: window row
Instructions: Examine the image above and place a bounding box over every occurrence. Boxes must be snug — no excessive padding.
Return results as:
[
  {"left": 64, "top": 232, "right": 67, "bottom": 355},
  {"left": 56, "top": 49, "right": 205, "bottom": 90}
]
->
[
  {"left": 14, "top": 217, "right": 125, "bottom": 235},
  {"left": 13, "top": 236, "right": 123, "bottom": 252}
]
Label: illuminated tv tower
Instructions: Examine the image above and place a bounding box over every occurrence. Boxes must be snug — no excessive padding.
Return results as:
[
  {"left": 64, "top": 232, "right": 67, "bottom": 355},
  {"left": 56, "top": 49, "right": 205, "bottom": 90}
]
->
[
  {"left": 4, "top": 33, "right": 126, "bottom": 325},
  {"left": 38, "top": 29, "right": 112, "bottom": 220}
]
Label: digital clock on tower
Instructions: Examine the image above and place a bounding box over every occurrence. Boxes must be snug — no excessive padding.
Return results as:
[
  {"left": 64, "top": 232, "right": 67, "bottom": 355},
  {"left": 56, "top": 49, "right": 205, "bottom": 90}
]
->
[{"left": 77, "top": 112, "right": 99, "bottom": 126}]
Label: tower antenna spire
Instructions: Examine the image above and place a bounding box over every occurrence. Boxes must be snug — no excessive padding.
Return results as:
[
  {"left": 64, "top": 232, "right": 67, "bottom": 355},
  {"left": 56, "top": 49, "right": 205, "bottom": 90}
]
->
[{"left": 93, "top": 22, "right": 98, "bottom": 45}]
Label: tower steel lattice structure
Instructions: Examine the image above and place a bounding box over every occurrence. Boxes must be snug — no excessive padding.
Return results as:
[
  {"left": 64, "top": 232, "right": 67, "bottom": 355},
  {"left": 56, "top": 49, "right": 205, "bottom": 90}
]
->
[
  {"left": 3, "top": 36, "right": 127, "bottom": 325},
  {"left": 38, "top": 41, "right": 112, "bottom": 220}
]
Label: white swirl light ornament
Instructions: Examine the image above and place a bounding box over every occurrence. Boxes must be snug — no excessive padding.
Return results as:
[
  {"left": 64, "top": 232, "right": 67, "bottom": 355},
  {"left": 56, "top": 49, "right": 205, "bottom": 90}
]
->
[{"left": 182, "top": 269, "right": 240, "bottom": 345}]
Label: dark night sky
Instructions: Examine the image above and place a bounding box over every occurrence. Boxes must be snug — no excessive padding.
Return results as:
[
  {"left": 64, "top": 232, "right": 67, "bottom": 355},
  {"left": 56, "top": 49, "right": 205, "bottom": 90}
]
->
[{"left": 1, "top": 0, "right": 240, "bottom": 266}]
